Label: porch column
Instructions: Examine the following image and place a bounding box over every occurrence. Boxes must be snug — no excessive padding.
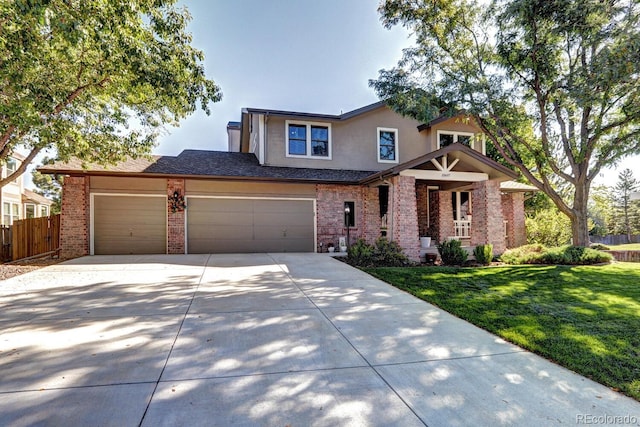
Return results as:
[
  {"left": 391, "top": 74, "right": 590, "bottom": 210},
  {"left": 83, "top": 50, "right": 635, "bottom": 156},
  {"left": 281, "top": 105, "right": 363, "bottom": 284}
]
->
[
  {"left": 167, "top": 178, "right": 186, "bottom": 254},
  {"left": 362, "top": 186, "right": 380, "bottom": 245},
  {"left": 390, "top": 175, "right": 420, "bottom": 261},
  {"left": 435, "top": 191, "right": 454, "bottom": 243},
  {"left": 471, "top": 180, "right": 506, "bottom": 254},
  {"left": 60, "top": 175, "right": 90, "bottom": 258},
  {"left": 501, "top": 192, "right": 526, "bottom": 248}
]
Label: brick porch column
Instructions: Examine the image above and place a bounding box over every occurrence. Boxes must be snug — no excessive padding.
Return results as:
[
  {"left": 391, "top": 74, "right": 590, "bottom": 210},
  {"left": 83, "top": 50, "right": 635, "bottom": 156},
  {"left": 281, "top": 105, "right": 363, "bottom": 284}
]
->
[
  {"left": 60, "top": 175, "right": 90, "bottom": 258},
  {"left": 167, "top": 179, "right": 186, "bottom": 254},
  {"left": 435, "top": 191, "right": 454, "bottom": 244},
  {"left": 390, "top": 175, "right": 420, "bottom": 261},
  {"left": 361, "top": 186, "right": 380, "bottom": 244},
  {"left": 501, "top": 192, "right": 526, "bottom": 248},
  {"left": 471, "top": 180, "right": 506, "bottom": 254}
]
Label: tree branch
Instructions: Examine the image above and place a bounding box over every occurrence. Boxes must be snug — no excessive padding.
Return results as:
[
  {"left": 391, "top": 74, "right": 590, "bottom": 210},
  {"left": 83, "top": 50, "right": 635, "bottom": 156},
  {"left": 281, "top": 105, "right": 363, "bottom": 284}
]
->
[{"left": 0, "top": 147, "right": 43, "bottom": 188}]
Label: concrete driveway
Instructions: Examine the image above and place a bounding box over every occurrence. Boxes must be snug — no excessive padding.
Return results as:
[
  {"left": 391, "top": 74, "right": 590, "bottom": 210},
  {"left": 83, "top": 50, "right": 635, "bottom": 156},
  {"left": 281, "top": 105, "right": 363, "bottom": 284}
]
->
[{"left": 1, "top": 254, "right": 638, "bottom": 426}]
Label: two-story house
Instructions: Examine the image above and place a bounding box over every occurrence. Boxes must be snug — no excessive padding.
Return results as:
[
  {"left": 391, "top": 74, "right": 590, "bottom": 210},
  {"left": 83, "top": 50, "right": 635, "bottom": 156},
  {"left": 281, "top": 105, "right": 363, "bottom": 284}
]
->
[
  {"left": 40, "top": 102, "right": 534, "bottom": 260},
  {"left": 1, "top": 153, "right": 53, "bottom": 226}
]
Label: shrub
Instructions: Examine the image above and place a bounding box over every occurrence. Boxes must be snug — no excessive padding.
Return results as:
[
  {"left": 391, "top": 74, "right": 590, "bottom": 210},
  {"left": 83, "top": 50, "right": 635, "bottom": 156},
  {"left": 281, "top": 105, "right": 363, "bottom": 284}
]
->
[
  {"left": 373, "top": 237, "right": 411, "bottom": 267},
  {"left": 590, "top": 243, "right": 610, "bottom": 251},
  {"left": 473, "top": 244, "right": 493, "bottom": 265},
  {"left": 346, "top": 237, "right": 411, "bottom": 267},
  {"left": 526, "top": 207, "right": 572, "bottom": 246},
  {"left": 437, "top": 239, "right": 468, "bottom": 265},
  {"left": 501, "top": 244, "right": 612, "bottom": 265},
  {"left": 347, "top": 238, "right": 375, "bottom": 266}
]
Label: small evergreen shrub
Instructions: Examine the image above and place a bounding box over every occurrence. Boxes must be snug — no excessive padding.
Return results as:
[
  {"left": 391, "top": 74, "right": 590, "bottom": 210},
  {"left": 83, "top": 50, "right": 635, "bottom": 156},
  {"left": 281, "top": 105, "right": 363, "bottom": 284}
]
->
[
  {"left": 437, "top": 239, "right": 468, "bottom": 265},
  {"left": 347, "top": 238, "right": 375, "bottom": 266},
  {"left": 346, "top": 237, "right": 411, "bottom": 267},
  {"left": 473, "top": 244, "right": 493, "bottom": 265},
  {"left": 373, "top": 237, "right": 411, "bottom": 267},
  {"left": 501, "top": 245, "right": 612, "bottom": 265},
  {"left": 590, "top": 243, "right": 610, "bottom": 251}
]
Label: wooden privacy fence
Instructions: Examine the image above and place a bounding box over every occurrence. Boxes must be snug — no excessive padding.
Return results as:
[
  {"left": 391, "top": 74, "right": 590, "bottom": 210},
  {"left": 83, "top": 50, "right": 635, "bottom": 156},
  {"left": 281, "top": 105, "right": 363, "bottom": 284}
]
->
[{"left": 11, "top": 215, "right": 61, "bottom": 261}]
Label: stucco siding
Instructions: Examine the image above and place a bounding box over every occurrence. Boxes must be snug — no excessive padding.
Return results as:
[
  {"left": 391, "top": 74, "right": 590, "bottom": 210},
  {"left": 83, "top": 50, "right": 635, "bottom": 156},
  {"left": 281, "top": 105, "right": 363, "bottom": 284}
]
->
[{"left": 263, "top": 106, "right": 429, "bottom": 171}]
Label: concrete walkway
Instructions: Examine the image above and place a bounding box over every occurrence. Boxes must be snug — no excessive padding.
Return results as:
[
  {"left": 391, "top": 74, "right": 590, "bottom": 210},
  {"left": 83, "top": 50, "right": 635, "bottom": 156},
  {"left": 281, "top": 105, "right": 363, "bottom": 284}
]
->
[{"left": 0, "top": 254, "right": 638, "bottom": 426}]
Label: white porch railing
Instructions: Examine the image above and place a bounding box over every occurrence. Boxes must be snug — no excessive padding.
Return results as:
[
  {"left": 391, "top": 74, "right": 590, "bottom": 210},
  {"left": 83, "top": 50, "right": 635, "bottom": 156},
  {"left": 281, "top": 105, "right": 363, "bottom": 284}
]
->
[{"left": 454, "top": 220, "right": 471, "bottom": 238}]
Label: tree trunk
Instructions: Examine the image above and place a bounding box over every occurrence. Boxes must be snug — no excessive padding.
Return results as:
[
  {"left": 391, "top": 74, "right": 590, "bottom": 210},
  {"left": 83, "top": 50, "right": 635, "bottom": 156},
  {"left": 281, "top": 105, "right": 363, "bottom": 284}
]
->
[{"left": 572, "top": 186, "right": 591, "bottom": 246}]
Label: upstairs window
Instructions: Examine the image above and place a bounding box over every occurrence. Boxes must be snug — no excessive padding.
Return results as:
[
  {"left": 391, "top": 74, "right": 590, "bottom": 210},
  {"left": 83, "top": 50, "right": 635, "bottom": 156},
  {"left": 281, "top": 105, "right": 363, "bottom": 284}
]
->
[
  {"left": 437, "top": 130, "right": 484, "bottom": 154},
  {"left": 41, "top": 205, "right": 49, "bottom": 217},
  {"left": 286, "top": 121, "right": 331, "bottom": 159},
  {"left": 377, "top": 127, "right": 398, "bottom": 163}
]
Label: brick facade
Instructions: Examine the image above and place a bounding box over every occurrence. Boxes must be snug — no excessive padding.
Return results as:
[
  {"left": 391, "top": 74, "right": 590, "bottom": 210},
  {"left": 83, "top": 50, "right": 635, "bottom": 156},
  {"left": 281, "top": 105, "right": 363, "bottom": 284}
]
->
[
  {"left": 389, "top": 175, "right": 420, "bottom": 261},
  {"left": 471, "top": 180, "right": 506, "bottom": 254},
  {"left": 167, "top": 179, "right": 186, "bottom": 254},
  {"left": 434, "top": 191, "right": 454, "bottom": 244},
  {"left": 316, "top": 184, "right": 373, "bottom": 250},
  {"left": 416, "top": 182, "right": 429, "bottom": 236},
  {"left": 60, "top": 175, "right": 90, "bottom": 258},
  {"left": 502, "top": 192, "right": 526, "bottom": 248}
]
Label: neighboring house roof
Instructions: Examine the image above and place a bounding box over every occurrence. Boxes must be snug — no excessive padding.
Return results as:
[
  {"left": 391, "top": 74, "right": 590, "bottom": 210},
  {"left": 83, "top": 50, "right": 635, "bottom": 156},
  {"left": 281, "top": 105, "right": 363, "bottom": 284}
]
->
[
  {"left": 38, "top": 150, "right": 376, "bottom": 184},
  {"left": 359, "top": 143, "right": 519, "bottom": 185},
  {"left": 22, "top": 189, "right": 53, "bottom": 205}
]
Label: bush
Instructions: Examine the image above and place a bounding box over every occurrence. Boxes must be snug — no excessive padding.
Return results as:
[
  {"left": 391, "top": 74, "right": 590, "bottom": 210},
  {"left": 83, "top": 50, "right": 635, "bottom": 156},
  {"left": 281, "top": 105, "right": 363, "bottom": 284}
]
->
[
  {"left": 437, "top": 239, "right": 468, "bottom": 265},
  {"left": 590, "top": 243, "right": 610, "bottom": 251},
  {"left": 473, "top": 244, "right": 493, "bottom": 265},
  {"left": 526, "top": 207, "right": 572, "bottom": 246},
  {"left": 347, "top": 238, "right": 375, "bottom": 266},
  {"left": 501, "top": 244, "right": 612, "bottom": 265},
  {"left": 346, "top": 237, "right": 411, "bottom": 267}
]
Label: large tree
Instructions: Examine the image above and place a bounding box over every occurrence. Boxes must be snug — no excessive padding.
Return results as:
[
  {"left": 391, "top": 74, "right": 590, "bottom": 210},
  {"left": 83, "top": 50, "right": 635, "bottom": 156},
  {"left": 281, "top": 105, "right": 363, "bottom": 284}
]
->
[
  {"left": 371, "top": 0, "right": 640, "bottom": 246},
  {"left": 1, "top": 0, "right": 221, "bottom": 186}
]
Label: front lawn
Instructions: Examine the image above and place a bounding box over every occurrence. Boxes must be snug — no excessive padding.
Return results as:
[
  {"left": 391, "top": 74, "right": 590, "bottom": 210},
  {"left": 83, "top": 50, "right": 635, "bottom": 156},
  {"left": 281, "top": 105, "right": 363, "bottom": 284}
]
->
[
  {"left": 364, "top": 263, "right": 640, "bottom": 400},
  {"left": 608, "top": 243, "right": 640, "bottom": 250}
]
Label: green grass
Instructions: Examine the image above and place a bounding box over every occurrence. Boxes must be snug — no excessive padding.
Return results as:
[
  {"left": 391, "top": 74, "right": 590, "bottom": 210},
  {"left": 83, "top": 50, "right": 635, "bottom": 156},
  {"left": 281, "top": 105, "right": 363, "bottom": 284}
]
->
[
  {"left": 364, "top": 263, "right": 640, "bottom": 400},
  {"left": 608, "top": 243, "right": 640, "bottom": 250}
]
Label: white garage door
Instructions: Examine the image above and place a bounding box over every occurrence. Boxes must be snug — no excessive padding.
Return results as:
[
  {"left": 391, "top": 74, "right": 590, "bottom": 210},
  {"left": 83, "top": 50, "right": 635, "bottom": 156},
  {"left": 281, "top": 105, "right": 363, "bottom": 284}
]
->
[
  {"left": 187, "top": 198, "right": 315, "bottom": 253},
  {"left": 93, "top": 195, "right": 166, "bottom": 255}
]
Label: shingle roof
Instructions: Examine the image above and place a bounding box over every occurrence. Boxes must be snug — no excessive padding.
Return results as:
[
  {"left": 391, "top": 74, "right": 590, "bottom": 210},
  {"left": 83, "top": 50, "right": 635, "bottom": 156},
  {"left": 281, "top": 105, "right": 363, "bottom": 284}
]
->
[
  {"left": 22, "top": 189, "right": 53, "bottom": 205},
  {"left": 38, "top": 150, "right": 376, "bottom": 184}
]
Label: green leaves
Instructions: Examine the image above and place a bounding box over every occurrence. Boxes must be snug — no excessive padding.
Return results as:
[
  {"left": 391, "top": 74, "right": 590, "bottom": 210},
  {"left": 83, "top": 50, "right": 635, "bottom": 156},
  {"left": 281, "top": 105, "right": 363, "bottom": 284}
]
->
[{"left": 0, "top": 0, "right": 221, "bottom": 182}]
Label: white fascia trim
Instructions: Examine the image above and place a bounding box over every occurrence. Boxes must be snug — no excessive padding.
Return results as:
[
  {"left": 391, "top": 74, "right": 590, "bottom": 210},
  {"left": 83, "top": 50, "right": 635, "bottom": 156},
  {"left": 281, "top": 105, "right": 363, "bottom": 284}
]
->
[
  {"left": 90, "top": 193, "right": 168, "bottom": 256},
  {"left": 258, "top": 114, "right": 266, "bottom": 164},
  {"left": 285, "top": 120, "right": 332, "bottom": 160},
  {"left": 377, "top": 127, "right": 399, "bottom": 164}
]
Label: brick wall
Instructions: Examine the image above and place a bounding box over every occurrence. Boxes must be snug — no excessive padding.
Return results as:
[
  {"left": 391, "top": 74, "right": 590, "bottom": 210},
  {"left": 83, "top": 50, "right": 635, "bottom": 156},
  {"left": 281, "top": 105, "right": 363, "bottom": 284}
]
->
[
  {"left": 416, "top": 182, "right": 429, "bottom": 236},
  {"left": 361, "top": 186, "right": 381, "bottom": 244},
  {"left": 60, "top": 175, "right": 89, "bottom": 258},
  {"left": 435, "top": 191, "right": 454, "bottom": 244},
  {"left": 501, "top": 192, "right": 526, "bottom": 248},
  {"left": 167, "top": 179, "right": 185, "bottom": 254},
  {"left": 390, "top": 175, "right": 420, "bottom": 261},
  {"left": 471, "top": 180, "right": 506, "bottom": 254},
  {"left": 316, "top": 184, "right": 367, "bottom": 250}
]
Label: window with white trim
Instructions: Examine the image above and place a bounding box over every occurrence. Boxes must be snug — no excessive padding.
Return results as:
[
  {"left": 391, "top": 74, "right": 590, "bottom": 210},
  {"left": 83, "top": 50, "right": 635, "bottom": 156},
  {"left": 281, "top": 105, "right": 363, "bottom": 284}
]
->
[
  {"left": 3, "top": 202, "right": 19, "bottom": 225},
  {"left": 41, "top": 205, "right": 49, "bottom": 217},
  {"left": 286, "top": 121, "right": 331, "bottom": 159},
  {"left": 25, "top": 203, "right": 35, "bottom": 219},
  {"left": 437, "top": 130, "right": 485, "bottom": 154},
  {"left": 377, "top": 127, "right": 398, "bottom": 163}
]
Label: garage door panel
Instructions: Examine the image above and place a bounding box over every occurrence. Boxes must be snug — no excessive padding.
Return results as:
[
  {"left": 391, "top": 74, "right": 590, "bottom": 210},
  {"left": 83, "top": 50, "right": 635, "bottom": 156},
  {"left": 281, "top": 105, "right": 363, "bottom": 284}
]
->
[
  {"left": 93, "top": 195, "right": 166, "bottom": 255},
  {"left": 187, "top": 198, "right": 314, "bottom": 253}
]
